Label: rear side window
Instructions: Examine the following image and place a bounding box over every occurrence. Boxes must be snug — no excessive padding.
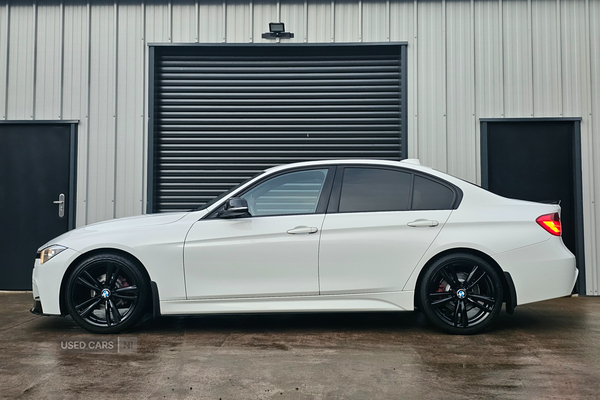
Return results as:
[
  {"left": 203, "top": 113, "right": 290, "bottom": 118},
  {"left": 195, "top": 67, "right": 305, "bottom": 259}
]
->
[
  {"left": 339, "top": 168, "right": 412, "bottom": 212},
  {"left": 412, "top": 176, "right": 455, "bottom": 210}
]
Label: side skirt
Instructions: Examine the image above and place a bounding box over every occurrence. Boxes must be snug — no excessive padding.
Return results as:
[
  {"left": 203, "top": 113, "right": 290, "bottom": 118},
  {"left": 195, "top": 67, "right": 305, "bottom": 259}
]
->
[{"left": 159, "top": 291, "right": 414, "bottom": 315}]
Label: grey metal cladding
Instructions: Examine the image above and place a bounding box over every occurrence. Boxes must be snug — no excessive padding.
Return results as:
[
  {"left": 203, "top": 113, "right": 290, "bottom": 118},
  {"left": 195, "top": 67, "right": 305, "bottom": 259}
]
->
[{"left": 151, "top": 44, "right": 406, "bottom": 213}]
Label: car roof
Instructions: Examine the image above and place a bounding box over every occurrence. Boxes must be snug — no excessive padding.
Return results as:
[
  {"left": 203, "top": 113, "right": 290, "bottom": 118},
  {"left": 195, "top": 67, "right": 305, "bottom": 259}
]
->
[
  {"left": 263, "top": 159, "right": 455, "bottom": 182},
  {"left": 265, "top": 158, "right": 424, "bottom": 172}
]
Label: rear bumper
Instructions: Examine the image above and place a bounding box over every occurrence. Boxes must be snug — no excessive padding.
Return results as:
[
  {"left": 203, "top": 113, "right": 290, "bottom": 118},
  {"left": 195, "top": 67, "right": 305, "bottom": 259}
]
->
[{"left": 494, "top": 237, "right": 577, "bottom": 305}]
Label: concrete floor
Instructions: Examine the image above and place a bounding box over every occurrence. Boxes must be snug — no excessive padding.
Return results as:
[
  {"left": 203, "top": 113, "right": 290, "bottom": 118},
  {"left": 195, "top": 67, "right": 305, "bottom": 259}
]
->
[{"left": 1, "top": 293, "right": 600, "bottom": 399}]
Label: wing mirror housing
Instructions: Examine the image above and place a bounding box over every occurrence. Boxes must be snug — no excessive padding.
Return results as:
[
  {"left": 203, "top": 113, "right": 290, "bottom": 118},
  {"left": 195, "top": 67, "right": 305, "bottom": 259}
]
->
[{"left": 218, "top": 197, "right": 250, "bottom": 218}]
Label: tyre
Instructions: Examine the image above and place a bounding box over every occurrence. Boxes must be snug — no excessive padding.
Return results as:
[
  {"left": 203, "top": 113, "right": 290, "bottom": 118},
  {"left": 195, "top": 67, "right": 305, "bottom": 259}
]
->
[
  {"left": 65, "top": 253, "right": 148, "bottom": 334},
  {"left": 418, "top": 253, "right": 503, "bottom": 335}
]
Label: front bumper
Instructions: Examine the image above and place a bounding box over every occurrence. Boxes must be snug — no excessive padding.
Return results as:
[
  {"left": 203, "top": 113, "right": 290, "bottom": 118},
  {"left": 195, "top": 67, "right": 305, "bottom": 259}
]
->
[{"left": 31, "top": 247, "right": 79, "bottom": 316}]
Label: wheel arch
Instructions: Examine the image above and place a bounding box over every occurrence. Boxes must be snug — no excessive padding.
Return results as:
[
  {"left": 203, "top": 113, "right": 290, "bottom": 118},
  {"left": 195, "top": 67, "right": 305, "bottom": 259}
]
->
[
  {"left": 413, "top": 247, "right": 517, "bottom": 313},
  {"left": 59, "top": 248, "right": 153, "bottom": 316}
]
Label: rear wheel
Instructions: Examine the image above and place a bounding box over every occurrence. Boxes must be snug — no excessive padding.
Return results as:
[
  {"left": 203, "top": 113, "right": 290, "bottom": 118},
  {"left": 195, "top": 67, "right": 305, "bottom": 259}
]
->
[
  {"left": 65, "top": 253, "right": 148, "bottom": 334},
  {"left": 418, "top": 253, "right": 503, "bottom": 334}
]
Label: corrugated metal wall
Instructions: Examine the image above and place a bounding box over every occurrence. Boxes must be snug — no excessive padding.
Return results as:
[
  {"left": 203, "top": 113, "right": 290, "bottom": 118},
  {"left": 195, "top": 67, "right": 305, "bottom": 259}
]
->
[{"left": 0, "top": 0, "right": 598, "bottom": 295}]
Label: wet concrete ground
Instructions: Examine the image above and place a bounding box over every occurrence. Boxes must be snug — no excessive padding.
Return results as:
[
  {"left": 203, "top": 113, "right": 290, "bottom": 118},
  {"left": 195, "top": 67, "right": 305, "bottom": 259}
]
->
[{"left": 1, "top": 293, "right": 600, "bottom": 399}]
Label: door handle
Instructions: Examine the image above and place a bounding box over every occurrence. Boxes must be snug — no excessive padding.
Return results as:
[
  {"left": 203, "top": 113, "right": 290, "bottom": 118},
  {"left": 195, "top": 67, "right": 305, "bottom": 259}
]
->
[
  {"left": 407, "top": 219, "right": 439, "bottom": 227},
  {"left": 287, "top": 226, "right": 318, "bottom": 235},
  {"left": 53, "top": 193, "right": 65, "bottom": 217}
]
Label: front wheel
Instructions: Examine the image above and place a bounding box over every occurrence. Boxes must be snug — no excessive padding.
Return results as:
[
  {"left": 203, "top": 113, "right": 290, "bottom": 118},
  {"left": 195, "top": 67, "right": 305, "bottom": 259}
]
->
[
  {"left": 418, "top": 253, "right": 503, "bottom": 335},
  {"left": 65, "top": 253, "right": 148, "bottom": 334}
]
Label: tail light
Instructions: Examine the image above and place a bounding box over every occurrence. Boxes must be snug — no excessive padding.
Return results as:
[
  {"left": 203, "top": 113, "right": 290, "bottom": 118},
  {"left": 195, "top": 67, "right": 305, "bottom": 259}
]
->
[{"left": 536, "top": 213, "right": 562, "bottom": 236}]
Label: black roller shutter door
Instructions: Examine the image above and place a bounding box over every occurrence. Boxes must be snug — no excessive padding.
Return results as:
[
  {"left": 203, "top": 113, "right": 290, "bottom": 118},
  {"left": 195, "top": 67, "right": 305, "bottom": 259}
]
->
[{"left": 150, "top": 44, "right": 407, "bottom": 213}]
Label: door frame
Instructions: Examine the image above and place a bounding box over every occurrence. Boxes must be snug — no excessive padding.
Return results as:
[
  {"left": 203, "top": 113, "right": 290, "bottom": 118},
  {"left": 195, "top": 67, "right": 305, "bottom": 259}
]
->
[
  {"left": 480, "top": 117, "right": 585, "bottom": 294},
  {"left": 0, "top": 120, "right": 78, "bottom": 230}
]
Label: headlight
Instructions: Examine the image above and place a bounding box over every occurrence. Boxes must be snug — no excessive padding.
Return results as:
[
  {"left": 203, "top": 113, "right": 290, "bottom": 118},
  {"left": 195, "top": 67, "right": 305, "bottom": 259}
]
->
[{"left": 39, "top": 245, "right": 67, "bottom": 264}]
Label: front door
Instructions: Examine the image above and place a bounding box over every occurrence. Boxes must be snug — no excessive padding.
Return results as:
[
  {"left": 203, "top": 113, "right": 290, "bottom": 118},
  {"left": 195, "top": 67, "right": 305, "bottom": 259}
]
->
[
  {"left": 183, "top": 168, "right": 332, "bottom": 299},
  {"left": 0, "top": 123, "right": 76, "bottom": 290}
]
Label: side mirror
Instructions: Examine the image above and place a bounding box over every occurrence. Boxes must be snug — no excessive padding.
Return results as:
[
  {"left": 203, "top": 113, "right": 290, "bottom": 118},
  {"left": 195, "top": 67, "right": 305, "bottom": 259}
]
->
[{"left": 218, "top": 197, "right": 249, "bottom": 218}]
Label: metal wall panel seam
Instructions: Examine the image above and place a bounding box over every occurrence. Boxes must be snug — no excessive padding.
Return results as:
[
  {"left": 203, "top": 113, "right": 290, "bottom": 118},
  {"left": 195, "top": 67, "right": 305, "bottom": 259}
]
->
[
  {"left": 167, "top": 0, "right": 173, "bottom": 43},
  {"left": 330, "top": 0, "right": 334, "bottom": 42},
  {"left": 471, "top": 0, "right": 479, "bottom": 182},
  {"left": 32, "top": 0, "right": 37, "bottom": 119},
  {"left": 386, "top": 0, "right": 390, "bottom": 41},
  {"left": 249, "top": 0, "right": 253, "bottom": 43},
  {"left": 303, "top": 0, "right": 308, "bottom": 42},
  {"left": 222, "top": 0, "right": 226, "bottom": 42},
  {"left": 589, "top": 0, "right": 600, "bottom": 294},
  {"left": 499, "top": 0, "right": 505, "bottom": 117},
  {"left": 358, "top": 0, "right": 362, "bottom": 42},
  {"left": 59, "top": 0, "right": 64, "bottom": 119},
  {"left": 443, "top": 0, "right": 448, "bottom": 171},
  {"left": 413, "top": 0, "right": 418, "bottom": 158},
  {"left": 585, "top": 0, "right": 598, "bottom": 294},
  {"left": 195, "top": 0, "right": 199, "bottom": 42},
  {"left": 3, "top": 0, "right": 9, "bottom": 119},
  {"left": 112, "top": 0, "right": 118, "bottom": 219},
  {"left": 557, "top": 0, "right": 563, "bottom": 116},
  {"left": 276, "top": 0, "right": 280, "bottom": 43},
  {"left": 84, "top": 0, "right": 92, "bottom": 225},
  {"left": 527, "top": 0, "right": 533, "bottom": 116},
  {"left": 141, "top": 0, "right": 147, "bottom": 213}
]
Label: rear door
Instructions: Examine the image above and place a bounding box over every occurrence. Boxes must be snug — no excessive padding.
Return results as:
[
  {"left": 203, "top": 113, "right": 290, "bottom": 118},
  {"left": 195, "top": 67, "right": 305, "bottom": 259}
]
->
[
  {"left": 0, "top": 123, "right": 76, "bottom": 290},
  {"left": 318, "top": 167, "right": 455, "bottom": 294}
]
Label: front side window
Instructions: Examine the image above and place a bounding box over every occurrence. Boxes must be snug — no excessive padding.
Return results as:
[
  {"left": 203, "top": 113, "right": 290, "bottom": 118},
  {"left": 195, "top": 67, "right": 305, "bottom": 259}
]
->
[
  {"left": 339, "top": 168, "right": 412, "bottom": 212},
  {"left": 241, "top": 169, "right": 329, "bottom": 216}
]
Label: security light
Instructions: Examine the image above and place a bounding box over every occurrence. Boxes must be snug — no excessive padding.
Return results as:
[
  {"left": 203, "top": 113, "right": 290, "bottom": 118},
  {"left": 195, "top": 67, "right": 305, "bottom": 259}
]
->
[
  {"left": 262, "top": 22, "right": 294, "bottom": 39},
  {"left": 269, "top": 22, "right": 285, "bottom": 33}
]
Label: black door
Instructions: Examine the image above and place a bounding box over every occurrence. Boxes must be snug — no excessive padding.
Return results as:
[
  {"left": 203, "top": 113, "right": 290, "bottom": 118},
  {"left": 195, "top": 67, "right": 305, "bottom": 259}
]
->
[
  {"left": 481, "top": 119, "right": 585, "bottom": 292},
  {"left": 0, "top": 123, "right": 76, "bottom": 290}
]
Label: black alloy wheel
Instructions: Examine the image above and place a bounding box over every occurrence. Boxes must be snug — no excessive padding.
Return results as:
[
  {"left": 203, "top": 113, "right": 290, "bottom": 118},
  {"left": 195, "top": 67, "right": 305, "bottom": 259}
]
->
[
  {"left": 419, "top": 253, "right": 503, "bottom": 334},
  {"left": 66, "top": 253, "right": 148, "bottom": 334}
]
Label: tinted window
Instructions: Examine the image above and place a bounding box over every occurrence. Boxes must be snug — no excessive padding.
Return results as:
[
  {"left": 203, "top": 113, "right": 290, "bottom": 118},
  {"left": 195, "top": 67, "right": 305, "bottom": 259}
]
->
[
  {"left": 412, "top": 176, "right": 455, "bottom": 210},
  {"left": 241, "top": 169, "right": 329, "bottom": 216},
  {"left": 339, "top": 168, "right": 412, "bottom": 212}
]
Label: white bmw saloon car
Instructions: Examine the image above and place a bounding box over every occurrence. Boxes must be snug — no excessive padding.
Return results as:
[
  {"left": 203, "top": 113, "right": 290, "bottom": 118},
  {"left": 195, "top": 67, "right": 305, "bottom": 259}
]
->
[{"left": 31, "top": 159, "right": 578, "bottom": 334}]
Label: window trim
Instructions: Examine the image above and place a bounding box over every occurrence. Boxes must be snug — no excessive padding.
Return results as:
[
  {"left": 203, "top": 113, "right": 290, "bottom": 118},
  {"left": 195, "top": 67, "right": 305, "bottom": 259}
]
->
[
  {"left": 205, "top": 166, "right": 336, "bottom": 219},
  {"left": 327, "top": 165, "right": 463, "bottom": 214}
]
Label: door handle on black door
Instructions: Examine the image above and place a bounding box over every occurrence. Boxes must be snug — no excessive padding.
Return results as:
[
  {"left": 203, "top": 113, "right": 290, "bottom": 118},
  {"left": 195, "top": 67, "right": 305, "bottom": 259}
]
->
[
  {"left": 287, "top": 226, "right": 318, "bottom": 234},
  {"left": 53, "top": 194, "right": 65, "bottom": 217},
  {"left": 407, "top": 219, "right": 439, "bottom": 227}
]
